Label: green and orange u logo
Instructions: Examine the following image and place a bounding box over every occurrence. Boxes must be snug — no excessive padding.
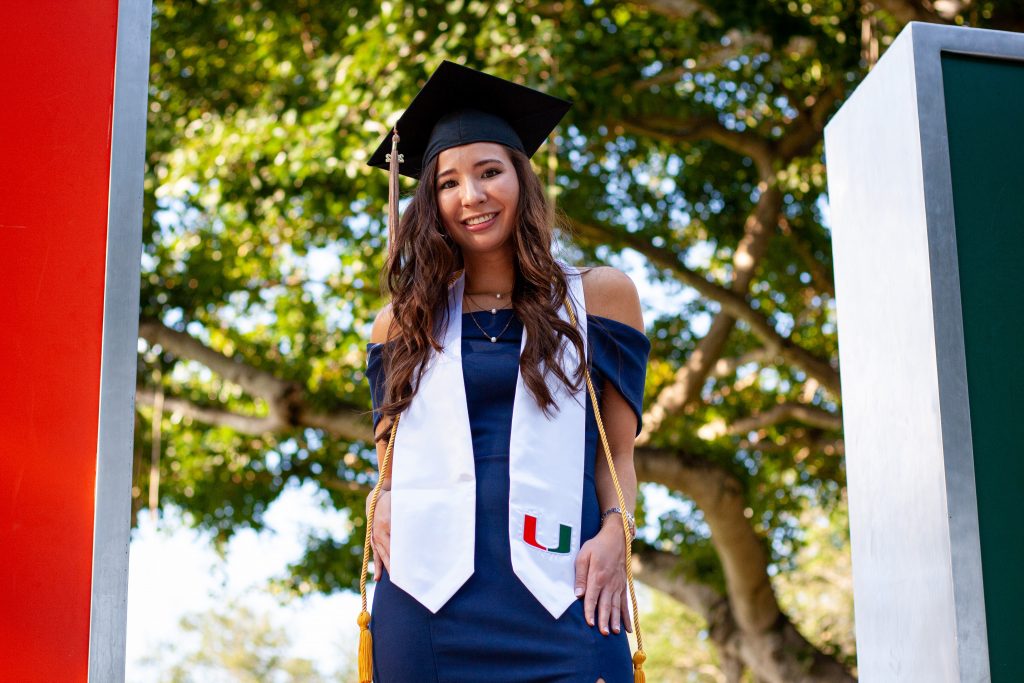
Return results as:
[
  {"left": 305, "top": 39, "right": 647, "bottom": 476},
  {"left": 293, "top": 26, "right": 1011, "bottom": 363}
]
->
[{"left": 523, "top": 514, "right": 572, "bottom": 554}]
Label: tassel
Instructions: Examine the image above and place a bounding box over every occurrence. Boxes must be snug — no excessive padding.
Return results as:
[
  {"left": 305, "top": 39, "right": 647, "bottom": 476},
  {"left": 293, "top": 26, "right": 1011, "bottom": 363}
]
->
[
  {"left": 357, "top": 610, "right": 373, "bottom": 683},
  {"left": 386, "top": 128, "right": 401, "bottom": 266},
  {"left": 356, "top": 420, "right": 397, "bottom": 683},
  {"left": 632, "top": 650, "right": 647, "bottom": 683}
]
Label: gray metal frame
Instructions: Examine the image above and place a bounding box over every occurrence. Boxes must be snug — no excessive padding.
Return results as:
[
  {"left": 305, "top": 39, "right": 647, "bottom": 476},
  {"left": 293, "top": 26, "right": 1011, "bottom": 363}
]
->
[
  {"left": 912, "top": 23, "right": 1024, "bottom": 683},
  {"left": 825, "top": 21, "right": 1024, "bottom": 683},
  {"left": 88, "top": 1, "right": 152, "bottom": 681}
]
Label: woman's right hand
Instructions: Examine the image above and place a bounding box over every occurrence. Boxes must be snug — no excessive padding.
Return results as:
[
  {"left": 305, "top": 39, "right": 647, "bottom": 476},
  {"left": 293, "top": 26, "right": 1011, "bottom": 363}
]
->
[{"left": 367, "top": 488, "right": 392, "bottom": 581}]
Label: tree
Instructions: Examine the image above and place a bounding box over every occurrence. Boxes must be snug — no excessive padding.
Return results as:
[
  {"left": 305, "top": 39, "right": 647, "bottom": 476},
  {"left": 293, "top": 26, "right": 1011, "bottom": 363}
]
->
[
  {"left": 135, "top": 1, "right": 1023, "bottom": 680},
  {"left": 138, "top": 598, "right": 352, "bottom": 683}
]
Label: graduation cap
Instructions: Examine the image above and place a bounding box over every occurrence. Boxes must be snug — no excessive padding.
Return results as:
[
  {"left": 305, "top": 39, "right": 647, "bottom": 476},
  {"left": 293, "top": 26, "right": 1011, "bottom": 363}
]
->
[{"left": 367, "top": 61, "right": 572, "bottom": 262}]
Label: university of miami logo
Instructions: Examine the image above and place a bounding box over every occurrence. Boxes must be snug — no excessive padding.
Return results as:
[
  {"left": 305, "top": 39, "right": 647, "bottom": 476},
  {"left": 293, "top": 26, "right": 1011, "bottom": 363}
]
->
[{"left": 522, "top": 514, "right": 572, "bottom": 554}]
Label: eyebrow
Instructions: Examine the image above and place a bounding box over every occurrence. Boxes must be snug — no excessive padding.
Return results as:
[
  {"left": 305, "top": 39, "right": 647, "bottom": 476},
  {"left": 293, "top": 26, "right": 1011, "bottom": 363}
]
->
[{"left": 436, "top": 158, "right": 506, "bottom": 180}]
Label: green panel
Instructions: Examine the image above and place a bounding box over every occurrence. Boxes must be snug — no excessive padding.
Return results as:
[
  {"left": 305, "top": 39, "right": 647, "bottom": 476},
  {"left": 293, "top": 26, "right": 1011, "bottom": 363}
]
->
[{"left": 941, "top": 52, "right": 1024, "bottom": 682}]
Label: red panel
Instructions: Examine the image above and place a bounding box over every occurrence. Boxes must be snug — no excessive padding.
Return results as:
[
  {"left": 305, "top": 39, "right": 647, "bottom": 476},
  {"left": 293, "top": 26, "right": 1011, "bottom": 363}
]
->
[{"left": 0, "top": 2, "right": 120, "bottom": 680}]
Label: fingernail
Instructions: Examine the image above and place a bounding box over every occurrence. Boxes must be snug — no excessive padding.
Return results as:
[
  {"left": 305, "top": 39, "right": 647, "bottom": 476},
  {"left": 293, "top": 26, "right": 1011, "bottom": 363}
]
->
[
  {"left": 575, "top": 587, "right": 584, "bottom": 597},
  {"left": 614, "top": 626, "right": 620, "bottom": 633}
]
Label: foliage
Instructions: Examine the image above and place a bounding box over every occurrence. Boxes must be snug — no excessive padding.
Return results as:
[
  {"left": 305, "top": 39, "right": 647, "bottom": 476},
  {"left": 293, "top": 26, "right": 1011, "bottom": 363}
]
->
[
  {"left": 137, "top": 0, "right": 1023, "bottom": 678},
  {"left": 138, "top": 597, "right": 354, "bottom": 683},
  {"left": 773, "top": 495, "right": 857, "bottom": 671},
  {"left": 636, "top": 584, "right": 729, "bottom": 682}
]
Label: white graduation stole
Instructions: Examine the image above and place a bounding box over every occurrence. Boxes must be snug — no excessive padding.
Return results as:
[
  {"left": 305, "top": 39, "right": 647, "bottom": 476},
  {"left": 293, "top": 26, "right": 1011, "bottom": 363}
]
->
[{"left": 389, "top": 261, "right": 587, "bottom": 618}]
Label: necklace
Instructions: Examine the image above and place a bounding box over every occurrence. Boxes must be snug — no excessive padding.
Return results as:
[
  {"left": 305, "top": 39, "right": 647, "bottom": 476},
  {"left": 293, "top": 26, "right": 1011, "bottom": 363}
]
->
[
  {"left": 464, "top": 289, "right": 512, "bottom": 315},
  {"left": 464, "top": 305, "right": 512, "bottom": 342}
]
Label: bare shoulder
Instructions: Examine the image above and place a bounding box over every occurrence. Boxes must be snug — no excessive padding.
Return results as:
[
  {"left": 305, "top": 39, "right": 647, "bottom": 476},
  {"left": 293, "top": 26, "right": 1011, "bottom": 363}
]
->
[
  {"left": 370, "top": 302, "right": 399, "bottom": 344},
  {"left": 579, "top": 265, "right": 644, "bottom": 334}
]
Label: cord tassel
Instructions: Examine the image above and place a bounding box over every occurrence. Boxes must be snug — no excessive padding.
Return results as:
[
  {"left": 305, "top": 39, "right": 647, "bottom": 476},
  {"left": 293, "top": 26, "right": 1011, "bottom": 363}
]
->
[
  {"left": 356, "top": 414, "right": 399, "bottom": 683},
  {"left": 386, "top": 128, "right": 401, "bottom": 265},
  {"left": 357, "top": 611, "right": 373, "bottom": 683},
  {"left": 633, "top": 650, "right": 647, "bottom": 682}
]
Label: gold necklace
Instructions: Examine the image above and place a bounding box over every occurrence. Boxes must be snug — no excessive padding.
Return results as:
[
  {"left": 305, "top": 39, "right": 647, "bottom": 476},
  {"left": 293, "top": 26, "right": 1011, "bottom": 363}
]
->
[
  {"left": 464, "top": 289, "right": 512, "bottom": 315},
  {"left": 463, "top": 294, "right": 515, "bottom": 343},
  {"left": 464, "top": 289, "right": 512, "bottom": 296}
]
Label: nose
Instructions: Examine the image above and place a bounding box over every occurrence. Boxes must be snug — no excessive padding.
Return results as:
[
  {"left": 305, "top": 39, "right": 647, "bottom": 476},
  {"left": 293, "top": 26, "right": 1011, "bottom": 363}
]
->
[{"left": 460, "top": 178, "right": 487, "bottom": 206}]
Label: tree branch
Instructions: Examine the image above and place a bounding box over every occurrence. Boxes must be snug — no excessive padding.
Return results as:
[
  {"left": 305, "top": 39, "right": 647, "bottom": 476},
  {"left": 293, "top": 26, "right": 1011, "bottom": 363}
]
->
[
  {"left": 632, "top": 545, "right": 748, "bottom": 680},
  {"left": 779, "top": 217, "right": 835, "bottom": 298},
  {"left": 138, "top": 318, "right": 371, "bottom": 442},
  {"left": 699, "top": 401, "right": 842, "bottom": 440},
  {"left": 139, "top": 318, "right": 297, "bottom": 410},
  {"left": 631, "top": 29, "right": 773, "bottom": 92},
  {"left": 639, "top": 184, "right": 782, "bottom": 441},
  {"left": 567, "top": 217, "right": 841, "bottom": 393},
  {"left": 639, "top": 314, "right": 736, "bottom": 441},
  {"left": 633, "top": 448, "right": 855, "bottom": 681},
  {"left": 709, "top": 349, "right": 774, "bottom": 379},
  {"left": 634, "top": 446, "right": 778, "bottom": 632},
  {"left": 872, "top": 0, "right": 958, "bottom": 24},
  {"left": 617, "top": 114, "right": 775, "bottom": 179},
  {"left": 137, "top": 387, "right": 286, "bottom": 435},
  {"left": 629, "top": 0, "right": 720, "bottom": 22},
  {"left": 775, "top": 81, "right": 846, "bottom": 162}
]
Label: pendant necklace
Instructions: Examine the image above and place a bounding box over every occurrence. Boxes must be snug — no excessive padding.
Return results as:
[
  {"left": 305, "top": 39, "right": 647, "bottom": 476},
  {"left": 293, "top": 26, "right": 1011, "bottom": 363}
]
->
[
  {"left": 464, "top": 290, "right": 512, "bottom": 317},
  {"left": 464, "top": 290, "right": 514, "bottom": 343}
]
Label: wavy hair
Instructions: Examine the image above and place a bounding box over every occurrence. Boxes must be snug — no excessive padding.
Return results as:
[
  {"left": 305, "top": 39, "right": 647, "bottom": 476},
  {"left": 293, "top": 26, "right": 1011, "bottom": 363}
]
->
[{"left": 372, "top": 146, "right": 590, "bottom": 442}]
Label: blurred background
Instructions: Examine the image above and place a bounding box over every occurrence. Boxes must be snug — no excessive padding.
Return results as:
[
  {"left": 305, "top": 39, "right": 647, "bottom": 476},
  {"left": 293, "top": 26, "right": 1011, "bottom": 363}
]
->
[{"left": 126, "top": 1, "right": 1024, "bottom": 681}]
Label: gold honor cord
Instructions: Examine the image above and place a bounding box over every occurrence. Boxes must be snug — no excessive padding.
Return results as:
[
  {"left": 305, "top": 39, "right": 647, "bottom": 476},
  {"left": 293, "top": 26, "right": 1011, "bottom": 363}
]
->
[
  {"left": 562, "top": 293, "right": 647, "bottom": 683},
  {"left": 356, "top": 293, "right": 647, "bottom": 683},
  {"left": 357, "top": 409, "right": 399, "bottom": 683}
]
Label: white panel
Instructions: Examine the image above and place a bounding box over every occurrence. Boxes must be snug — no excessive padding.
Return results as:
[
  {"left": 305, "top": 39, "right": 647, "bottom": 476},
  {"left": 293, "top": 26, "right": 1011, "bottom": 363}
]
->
[
  {"left": 827, "top": 21, "right": 1024, "bottom": 682},
  {"left": 825, "top": 26, "right": 960, "bottom": 682}
]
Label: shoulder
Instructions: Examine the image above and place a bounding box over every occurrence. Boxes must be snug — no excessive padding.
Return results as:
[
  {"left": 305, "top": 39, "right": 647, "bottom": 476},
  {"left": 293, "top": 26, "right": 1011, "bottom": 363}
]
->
[
  {"left": 578, "top": 265, "right": 644, "bottom": 334},
  {"left": 370, "top": 302, "right": 399, "bottom": 344}
]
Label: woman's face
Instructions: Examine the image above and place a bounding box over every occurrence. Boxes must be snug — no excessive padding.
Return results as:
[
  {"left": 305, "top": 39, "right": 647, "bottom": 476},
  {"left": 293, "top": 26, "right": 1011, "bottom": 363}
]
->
[{"left": 434, "top": 142, "right": 520, "bottom": 256}]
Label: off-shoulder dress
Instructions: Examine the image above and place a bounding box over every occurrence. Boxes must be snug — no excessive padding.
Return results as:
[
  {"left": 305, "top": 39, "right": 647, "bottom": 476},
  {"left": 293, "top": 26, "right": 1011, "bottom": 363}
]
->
[{"left": 365, "top": 308, "right": 651, "bottom": 683}]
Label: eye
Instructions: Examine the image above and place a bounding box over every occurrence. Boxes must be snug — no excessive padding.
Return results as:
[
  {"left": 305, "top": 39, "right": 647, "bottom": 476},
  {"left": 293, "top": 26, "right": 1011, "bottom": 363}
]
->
[{"left": 437, "top": 167, "right": 500, "bottom": 190}]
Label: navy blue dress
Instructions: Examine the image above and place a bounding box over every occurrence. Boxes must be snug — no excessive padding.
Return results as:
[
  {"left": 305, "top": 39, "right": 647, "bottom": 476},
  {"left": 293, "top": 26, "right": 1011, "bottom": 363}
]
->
[{"left": 365, "top": 309, "right": 651, "bottom": 683}]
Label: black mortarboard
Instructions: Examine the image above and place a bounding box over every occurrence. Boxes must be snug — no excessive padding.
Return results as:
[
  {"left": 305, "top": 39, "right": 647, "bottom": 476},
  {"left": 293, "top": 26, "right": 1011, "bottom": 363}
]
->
[
  {"left": 368, "top": 61, "right": 572, "bottom": 265},
  {"left": 368, "top": 60, "right": 573, "bottom": 180}
]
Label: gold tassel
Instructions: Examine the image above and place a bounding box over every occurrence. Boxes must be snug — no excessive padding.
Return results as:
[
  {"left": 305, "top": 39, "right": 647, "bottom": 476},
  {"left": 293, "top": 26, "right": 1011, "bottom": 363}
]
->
[
  {"left": 357, "top": 610, "right": 373, "bottom": 683},
  {"left": 632, "top": 650, "right": 647, "bottom": 683},
  {"left": 356, "top": 416, "right": 399, "bottom": 683},
  {"left": 386, "top": 127, "right": 401, "bottom": 266}
]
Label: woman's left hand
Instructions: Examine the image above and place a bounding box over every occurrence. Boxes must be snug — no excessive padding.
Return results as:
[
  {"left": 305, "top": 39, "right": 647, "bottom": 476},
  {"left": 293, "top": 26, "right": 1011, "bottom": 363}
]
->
[{"left": 574, "top": 522, "right": 632, "bottom": 636}]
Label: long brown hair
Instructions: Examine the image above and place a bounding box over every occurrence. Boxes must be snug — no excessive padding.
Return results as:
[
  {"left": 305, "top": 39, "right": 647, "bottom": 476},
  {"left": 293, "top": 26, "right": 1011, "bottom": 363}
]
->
[{"left": 373, "top": 146, "right": 589, "bottom": 441}]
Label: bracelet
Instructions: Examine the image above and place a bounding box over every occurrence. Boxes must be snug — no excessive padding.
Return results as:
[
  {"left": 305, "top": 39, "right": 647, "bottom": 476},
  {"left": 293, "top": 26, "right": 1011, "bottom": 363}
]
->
[{"left": 600, "top": 507, "right": 636, "bottom": 541}]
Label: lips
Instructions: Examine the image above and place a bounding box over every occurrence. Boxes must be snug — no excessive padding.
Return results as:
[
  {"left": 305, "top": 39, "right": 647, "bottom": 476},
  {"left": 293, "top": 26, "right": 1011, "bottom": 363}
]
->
[{"left": 463, "top": 211, "right": 499, "bottom": 231}]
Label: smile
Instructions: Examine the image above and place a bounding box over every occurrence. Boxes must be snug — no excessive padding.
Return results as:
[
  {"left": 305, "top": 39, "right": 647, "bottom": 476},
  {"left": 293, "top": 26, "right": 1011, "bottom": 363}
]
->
[{"left": 463, "top": 212, "right": 499, "bottom": 230}]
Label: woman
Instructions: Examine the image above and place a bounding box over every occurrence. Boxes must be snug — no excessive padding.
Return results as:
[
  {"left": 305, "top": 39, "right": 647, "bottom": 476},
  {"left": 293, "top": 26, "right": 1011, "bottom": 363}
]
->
[{"left": 362, "top": 61, "right": 651, "bottom": 683}]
